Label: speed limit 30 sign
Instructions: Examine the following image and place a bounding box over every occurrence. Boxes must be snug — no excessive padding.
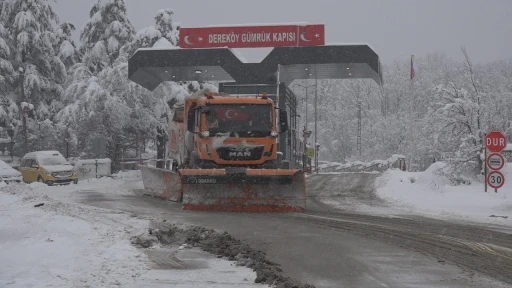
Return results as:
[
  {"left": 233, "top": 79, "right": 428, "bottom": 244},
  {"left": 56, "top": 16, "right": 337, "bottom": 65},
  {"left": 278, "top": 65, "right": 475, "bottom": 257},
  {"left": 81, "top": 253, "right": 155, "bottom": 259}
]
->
[{"left": 487, "top": 171, "right": 505, "bottom": 189}]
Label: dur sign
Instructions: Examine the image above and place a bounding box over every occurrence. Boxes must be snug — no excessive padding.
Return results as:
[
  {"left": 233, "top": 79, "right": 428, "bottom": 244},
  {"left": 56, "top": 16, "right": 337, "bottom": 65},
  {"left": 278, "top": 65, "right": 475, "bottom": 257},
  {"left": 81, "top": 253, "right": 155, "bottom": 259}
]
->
[
  {"left": 485, "top": 131, "right": 507, "bottom": 153},
  {"left": 179, "top": 24, "right": 325, "bottom": 48}
]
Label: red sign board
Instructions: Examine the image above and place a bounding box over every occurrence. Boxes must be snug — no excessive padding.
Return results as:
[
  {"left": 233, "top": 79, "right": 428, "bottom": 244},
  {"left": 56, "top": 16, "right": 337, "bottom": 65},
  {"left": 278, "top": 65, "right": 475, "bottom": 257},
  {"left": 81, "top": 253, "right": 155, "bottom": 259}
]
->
[
  {"left": 179, "top": 24, "right": 325, "bottom": 48},
  {"left": 487, "top": 153, "right": 505, "bottom": 170},
  {"left": 485, "top": 131, "right": 507, "bottom": 152},
  {"left": 487, "top": 170, "right": 505, "bottom": 189}
]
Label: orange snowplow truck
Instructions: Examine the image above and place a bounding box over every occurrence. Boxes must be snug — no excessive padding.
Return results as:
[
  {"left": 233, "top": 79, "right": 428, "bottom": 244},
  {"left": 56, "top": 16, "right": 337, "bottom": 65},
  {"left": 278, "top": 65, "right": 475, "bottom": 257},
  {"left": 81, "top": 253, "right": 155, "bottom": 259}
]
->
[{"left": 139, "top": 88, "right": 306, "bottom": 212}]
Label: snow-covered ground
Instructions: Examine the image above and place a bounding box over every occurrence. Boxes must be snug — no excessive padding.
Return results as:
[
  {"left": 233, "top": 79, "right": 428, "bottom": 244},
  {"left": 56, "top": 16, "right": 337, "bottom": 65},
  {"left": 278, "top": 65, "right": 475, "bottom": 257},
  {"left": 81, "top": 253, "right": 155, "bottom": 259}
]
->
[
  {"left": 374, "top": 162, "right": 512, "bottom": 226},
  {"left": 0, "top": 174, "right": 268, "bottom": 288}
]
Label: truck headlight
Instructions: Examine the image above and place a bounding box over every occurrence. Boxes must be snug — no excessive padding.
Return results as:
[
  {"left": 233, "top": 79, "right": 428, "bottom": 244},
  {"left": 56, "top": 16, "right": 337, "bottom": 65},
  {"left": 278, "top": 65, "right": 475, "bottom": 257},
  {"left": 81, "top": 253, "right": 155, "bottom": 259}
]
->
[
  {"left": 201, "top": 131, "right": 210, "bottom": 137},
  {"left": 271, "top": 131, "right": 278, "bottom": 137}
]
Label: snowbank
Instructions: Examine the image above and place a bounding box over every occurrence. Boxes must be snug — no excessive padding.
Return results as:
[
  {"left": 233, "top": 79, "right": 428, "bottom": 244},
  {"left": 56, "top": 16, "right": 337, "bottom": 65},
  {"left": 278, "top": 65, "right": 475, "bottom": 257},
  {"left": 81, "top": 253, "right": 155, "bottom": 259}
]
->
[
  {"left": 375, "top": 162, "right": 512, "bottom": 225},
  {"left": 0, "top": 178, "right": 268, "bottom": 287},
  {"left": 0, "top": 185, "right": 149, "bottom": 287}
]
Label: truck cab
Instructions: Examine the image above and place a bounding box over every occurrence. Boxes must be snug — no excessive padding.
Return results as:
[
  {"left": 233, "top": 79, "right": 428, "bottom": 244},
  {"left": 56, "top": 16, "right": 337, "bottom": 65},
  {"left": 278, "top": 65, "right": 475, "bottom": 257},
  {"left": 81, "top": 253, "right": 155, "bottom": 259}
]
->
[{"left": 181, "top": 92, "right": 288, "bottom": 169}]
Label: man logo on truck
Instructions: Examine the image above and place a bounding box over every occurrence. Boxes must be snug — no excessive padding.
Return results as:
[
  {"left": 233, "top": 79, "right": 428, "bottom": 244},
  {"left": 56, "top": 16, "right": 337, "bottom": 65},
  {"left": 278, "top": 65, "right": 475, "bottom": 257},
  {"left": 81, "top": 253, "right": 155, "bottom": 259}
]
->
[{"left": 229, "top": 151, "right": 251, "bottom": 157}]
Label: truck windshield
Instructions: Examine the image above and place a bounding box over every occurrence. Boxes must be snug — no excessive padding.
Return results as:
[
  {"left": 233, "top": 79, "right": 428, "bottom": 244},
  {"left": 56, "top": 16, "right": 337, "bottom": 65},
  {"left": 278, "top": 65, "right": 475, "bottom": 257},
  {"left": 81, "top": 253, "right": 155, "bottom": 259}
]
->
[{"left": 203, "top": 104, "right": 273, "bottom": 137}]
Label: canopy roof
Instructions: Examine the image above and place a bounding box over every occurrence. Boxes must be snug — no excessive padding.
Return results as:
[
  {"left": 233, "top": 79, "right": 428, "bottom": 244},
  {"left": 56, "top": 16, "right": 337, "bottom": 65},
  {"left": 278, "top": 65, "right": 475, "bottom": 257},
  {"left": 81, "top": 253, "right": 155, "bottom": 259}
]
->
[{"left": 128, "top": 45, "right": 383, "bottom": 91}]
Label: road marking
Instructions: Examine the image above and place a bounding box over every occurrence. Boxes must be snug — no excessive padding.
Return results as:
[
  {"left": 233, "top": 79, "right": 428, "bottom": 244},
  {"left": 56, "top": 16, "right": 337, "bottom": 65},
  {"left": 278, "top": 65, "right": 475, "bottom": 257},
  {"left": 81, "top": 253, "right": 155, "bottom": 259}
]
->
[
  {"left": 363, "top": 273, "right": 390, "bottom": 287},
  {"left": 292, "top": 213, "right": 387, "bottom": 228},
  {"left": 293, "top": 214, "right": 512, "bottom": 262},
  {"left": 387, "top": 215, "right": 413, "bottom": 220},
  {"left": 437, "top": 235, "right": 512, "bottom": 261}
]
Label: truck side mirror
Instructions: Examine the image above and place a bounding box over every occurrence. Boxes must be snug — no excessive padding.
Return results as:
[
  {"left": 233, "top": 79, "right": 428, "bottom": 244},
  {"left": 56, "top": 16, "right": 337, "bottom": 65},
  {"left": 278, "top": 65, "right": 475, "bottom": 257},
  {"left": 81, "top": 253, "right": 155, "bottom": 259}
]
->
[
  {"left": 187, "top": 110, "right": 195, "bottom": 132},
  {"left": 279, "top": 110, "right": 288, "bottom": 133}
]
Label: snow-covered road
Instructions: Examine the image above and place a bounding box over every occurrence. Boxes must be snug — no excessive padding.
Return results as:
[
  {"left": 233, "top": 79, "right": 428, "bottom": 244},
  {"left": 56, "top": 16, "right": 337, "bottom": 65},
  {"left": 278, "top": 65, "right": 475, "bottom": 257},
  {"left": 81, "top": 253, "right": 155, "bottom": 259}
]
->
[
  {"left": 0, "top": 177, "right": 268, "bottom": 288},
  {"left": 3, "top": 168, "right": 512, "bottom": 288}
]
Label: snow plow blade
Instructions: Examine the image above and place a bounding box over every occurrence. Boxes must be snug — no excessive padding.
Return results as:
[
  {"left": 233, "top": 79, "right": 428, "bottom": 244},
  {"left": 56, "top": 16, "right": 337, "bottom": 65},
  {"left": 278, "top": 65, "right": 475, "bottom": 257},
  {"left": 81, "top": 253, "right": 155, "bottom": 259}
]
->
[
  {"left": 139, "top": 164, "right": 182, "bottom": 202},
  {"left": 180, "top": 168, "right": 306, "bottom": 212}
]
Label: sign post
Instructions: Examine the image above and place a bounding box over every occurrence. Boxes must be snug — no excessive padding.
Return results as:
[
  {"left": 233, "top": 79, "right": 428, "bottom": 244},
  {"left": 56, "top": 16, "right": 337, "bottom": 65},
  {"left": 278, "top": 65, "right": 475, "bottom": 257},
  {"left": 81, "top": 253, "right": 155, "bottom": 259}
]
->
[{"left": 485, "top": 131, "right": 507, "bottom": 193}]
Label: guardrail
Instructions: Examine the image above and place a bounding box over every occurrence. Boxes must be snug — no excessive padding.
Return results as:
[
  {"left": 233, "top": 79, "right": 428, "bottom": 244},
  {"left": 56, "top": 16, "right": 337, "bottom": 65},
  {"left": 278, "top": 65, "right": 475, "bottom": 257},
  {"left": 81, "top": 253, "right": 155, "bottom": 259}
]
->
[
  {"left": 121, "top": 158, "right": 176, "bottom": 171},
  {"left": 318, "top": 155, "right": 406, "bottom": 173},
  {"left": 145, "top": 159, "right": 175, "bottom": 170}
]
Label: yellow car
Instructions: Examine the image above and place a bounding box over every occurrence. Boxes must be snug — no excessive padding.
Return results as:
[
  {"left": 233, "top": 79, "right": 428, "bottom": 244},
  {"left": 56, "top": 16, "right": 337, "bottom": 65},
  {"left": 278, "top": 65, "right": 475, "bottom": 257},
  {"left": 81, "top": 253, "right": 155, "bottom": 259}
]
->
[{"left": 19, "top": 151, "right": 78, "bottom": 185}]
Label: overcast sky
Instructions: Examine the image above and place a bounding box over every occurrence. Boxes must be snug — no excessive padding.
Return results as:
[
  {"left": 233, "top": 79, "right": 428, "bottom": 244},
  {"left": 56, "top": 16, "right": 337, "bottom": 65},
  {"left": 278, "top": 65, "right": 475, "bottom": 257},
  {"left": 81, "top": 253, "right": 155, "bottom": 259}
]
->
[{"left": 53, "top": 0, "right": 512, "bottom": 65}]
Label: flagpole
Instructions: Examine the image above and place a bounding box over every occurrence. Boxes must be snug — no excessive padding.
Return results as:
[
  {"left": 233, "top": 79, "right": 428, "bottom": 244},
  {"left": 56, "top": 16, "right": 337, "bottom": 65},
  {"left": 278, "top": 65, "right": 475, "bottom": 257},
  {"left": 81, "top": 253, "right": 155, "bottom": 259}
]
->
[
  {"left": 408, "top": 54, "right": 415, "bottom": 172},
  {"left": 410, "top": 54, "right": 414, "bottom": 86}
]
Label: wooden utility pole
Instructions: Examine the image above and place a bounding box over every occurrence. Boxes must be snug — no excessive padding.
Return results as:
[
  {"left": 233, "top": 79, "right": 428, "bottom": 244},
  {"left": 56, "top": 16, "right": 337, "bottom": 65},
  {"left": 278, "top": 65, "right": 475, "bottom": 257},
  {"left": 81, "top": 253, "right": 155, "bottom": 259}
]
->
[
  {"left": 357, "top": 83, "right": 362, "bottom": 157},
  {"left": 314, "top": 69, "right": 318, "bottom": 173}
]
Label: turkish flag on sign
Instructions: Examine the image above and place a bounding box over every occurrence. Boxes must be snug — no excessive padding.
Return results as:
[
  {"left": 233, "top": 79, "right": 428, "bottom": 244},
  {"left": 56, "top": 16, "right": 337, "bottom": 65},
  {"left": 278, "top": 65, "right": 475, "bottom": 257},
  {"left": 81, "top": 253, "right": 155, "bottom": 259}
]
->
[{"left": 298, "top": 25, "right": 325, "bottom": 46}]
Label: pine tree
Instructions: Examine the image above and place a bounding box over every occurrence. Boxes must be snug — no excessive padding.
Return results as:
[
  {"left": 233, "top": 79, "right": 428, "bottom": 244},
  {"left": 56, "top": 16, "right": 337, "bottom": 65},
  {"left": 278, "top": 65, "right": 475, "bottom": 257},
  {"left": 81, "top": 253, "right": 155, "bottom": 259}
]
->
[
  {"left": 0, "top": 2, "right": 14, "bottom": 90},
  {"left": 154, "top": 8, "right": 180, "bottom": 46},
  {"left": 80, "top": 0, "right": 135, "bottom": 74},
  {"left": 123, "top": 8, "right": 199, "bottom": 166},
  {"left": 1, "top": 0, "right": 68, "bottom": 154},
  {"left": 54, "top": 22, "right": 81, "bottom": 68},
  {"left": 61, "top": 0, "right": 139, "bottom": 166},
  {"left": 0, "top": 2, "right": 16, "bottom": 131}
]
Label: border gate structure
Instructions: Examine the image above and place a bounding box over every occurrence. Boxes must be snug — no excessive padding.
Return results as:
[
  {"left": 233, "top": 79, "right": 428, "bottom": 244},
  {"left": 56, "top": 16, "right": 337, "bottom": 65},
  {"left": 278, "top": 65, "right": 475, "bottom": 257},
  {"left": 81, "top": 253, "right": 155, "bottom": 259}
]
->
[{"left": 128, "top": 45, "right": 383, "bottom": 169}]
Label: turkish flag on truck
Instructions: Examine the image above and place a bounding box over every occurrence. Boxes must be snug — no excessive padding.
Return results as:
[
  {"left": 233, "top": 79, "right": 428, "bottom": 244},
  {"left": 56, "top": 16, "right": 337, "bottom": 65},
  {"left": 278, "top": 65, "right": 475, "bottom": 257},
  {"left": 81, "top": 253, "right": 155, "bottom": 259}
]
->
[{"left": 215, "top": 108, "right": 250, "bottom": 121}]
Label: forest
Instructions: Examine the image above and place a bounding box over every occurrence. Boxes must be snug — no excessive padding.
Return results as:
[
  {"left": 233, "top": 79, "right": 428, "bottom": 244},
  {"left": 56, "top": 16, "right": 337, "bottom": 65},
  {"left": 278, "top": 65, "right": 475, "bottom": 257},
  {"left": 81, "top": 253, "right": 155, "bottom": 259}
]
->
[{"left": 1, "top": 0, "right": 511, "bottom": 178}]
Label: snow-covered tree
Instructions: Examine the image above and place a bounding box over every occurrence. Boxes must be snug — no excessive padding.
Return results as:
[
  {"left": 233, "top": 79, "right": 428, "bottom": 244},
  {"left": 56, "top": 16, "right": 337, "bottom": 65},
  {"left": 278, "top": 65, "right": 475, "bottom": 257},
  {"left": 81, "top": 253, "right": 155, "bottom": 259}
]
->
[
  {"left": 0, "top": 0, "right": 70, "bottom": 155},
  {"left": 54, "top": 22, "right": 80, "bottom": 68},
  {"left": 0, "top": 4, "right": 14, "bottom": 90},
  {"left": 429, "top": 48, "right": 488, "bottom": 179},
  {"left": 80, "top": 0, "right": 135, "bottom": 73},
  {"left": 154, "top": 8, "right": 180, "bottom": 46},
  {"left": 299, "top": 48, "right": 512, "bottom": 178},
  {"left": 121, "top": 8, "right": 210, "bottom": 166},
  {"left": 56, "top": 0, "right": 138, "bottom": 163},
  {"left": 0, "top": 2, "right": 16, "bottom": 130}
]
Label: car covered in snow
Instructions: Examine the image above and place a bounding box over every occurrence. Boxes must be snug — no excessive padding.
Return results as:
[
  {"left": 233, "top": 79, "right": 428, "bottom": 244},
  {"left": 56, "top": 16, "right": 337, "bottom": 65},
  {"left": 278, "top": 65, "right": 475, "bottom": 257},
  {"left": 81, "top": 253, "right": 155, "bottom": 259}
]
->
[
  {"left": 18, "top": 151, "right": 78, "bottom": 185},
  {"left": 0, "top": 159, "right": 22, "bottom": 183}
]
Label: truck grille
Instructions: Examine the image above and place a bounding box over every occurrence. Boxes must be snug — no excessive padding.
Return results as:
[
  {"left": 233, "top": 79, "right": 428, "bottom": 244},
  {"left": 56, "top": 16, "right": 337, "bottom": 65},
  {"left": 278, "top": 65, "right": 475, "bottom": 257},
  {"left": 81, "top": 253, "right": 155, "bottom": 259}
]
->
[{"left": 216, "top": 146, "right": 265, "bottom": 161}]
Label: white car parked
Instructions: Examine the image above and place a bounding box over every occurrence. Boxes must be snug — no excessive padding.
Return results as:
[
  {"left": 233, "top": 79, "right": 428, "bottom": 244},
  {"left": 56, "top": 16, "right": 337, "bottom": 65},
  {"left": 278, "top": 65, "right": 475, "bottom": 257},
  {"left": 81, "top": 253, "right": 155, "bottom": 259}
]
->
[{"left": 0, "top": 159, "right": 22, "bottom": 183}]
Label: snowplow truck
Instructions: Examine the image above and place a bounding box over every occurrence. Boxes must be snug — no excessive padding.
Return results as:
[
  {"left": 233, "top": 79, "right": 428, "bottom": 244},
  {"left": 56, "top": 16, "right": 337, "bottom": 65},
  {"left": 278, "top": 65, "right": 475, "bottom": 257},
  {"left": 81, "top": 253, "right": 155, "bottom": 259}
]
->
[{"left": 139, "top": 88, "right": 306, "bottom": 212}]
